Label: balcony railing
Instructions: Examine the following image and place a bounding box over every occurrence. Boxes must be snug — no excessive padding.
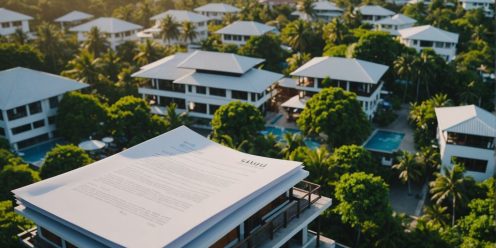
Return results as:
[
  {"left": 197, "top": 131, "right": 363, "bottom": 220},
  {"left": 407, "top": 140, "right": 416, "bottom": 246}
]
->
[{"left": 234, "top": 180, "right": 322, "bottom": 248}]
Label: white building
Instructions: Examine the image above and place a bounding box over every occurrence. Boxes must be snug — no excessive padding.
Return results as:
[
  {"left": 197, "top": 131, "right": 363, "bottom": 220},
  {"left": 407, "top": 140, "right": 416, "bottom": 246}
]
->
[
  {"left": 132, "top": 51, "right": 283, "bottom": 120},
  {"left": 355, "top": 5, "right": 395, "bottom": 24},
  {"left": 374, "top": 14, "right": 416, "bottom": 35},
  {"left": 14, "top": 126, "right": 334, "bottom": 248},
  {"left": 291, "top": 1, "right": 343, "bottom": 21},
  {"left": 0, "top": 67, "right": 88, "bottom": 151},
  {"left": 281, "top": 57, "right": 389, "bottom": 119},
  {"left": 194, "top": 3, "right": 240, "bottom": 23},
  {"left": 435, "top": 105, "right": 496, "bottom": 181},
  {"left": 459, "top": 0, "right": 494, "bottom": 17},
  {"left": 0, "top": 8, "right": 32, "bottom": 36},
  {"left": 69, "top": 17, "right": 143, "bottom": 50},
  {"left": 398, "top": 25, "right": 459, "bottom": 61},
  {"left": 215, "top": 21, "right": 279, "bottom": 46},
  {"left": 138, "top": 10, "right": 209, "bottom": 45},
  {"left": 54, "top": 10, "right": 93, "bottom": 29}
]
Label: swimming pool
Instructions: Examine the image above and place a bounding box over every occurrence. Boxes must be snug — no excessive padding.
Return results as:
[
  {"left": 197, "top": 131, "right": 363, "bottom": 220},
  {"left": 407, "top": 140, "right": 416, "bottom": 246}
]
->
[
  {"left": 19, "top": 139, "right": 64, "bottom": 167},
  {"left": 363, "top": 130, "right": 405, "bottom": 153},
  {"left": 261, "top": 126, "right": 321, "bottom": 150}
]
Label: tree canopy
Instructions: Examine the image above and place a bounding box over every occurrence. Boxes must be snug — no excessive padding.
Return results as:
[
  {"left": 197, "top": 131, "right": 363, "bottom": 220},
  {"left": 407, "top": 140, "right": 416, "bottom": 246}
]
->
[{"left": 39, "top": 145, "right": 93, "bottom": 179}]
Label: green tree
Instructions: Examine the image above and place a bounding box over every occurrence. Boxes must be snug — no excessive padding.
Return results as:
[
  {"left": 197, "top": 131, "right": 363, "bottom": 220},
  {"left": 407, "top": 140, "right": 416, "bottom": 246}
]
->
[
  {"left": 56, "top": 92, "right": 108, "bottom": 143},
  {"left": 0, "top": 43, "right": 44, "bottom": 71},
  {"left": 35, "top": 22, "right": 66, "bottom": 72},
  {"left": 180, "top": 21, "right": 198, "bottom": 45},
  {"left": 0, "top": 164, "right": 39, "bottom": 201},
  {"left": 134, "top": 39, "right": 162, "bottom": 66},
  {"left": 281, "top": 20, "right": 312, "bottom": 53},
  {"left": 285, "top": 52, "right": 311, "bottom": 75},
  {"left": 393, "top": 52, "right": 416, "bottom": 101},
  {"left": 39, "top": 145, "right": 93, "bottom": 179},
  {"left": 82, "top": 26, "right": 109, "bottom": 57},
  {"left": 323, "top": 18, "right": 351, "bottom": 46},
  {"left": 0, "top": 200, "right": 33, "bottom": 248},
  {"left": 297, "top": 87, "right": 371, "bottom": 148},
  {"left": 159, "top": 15, "right": 180, "bottom": 45},
  {"left": 239, "top": 34, "right": 286, "bottom": 72},
  {"left": 296, "top": 0, "right": 316, "bottom": 20},
  {"left": 335, "top": 172, "right": 392, "bottom": 246},
  {"left": 393, "top": 150, "right": 422, "bottom": 195},
  {"left": 430, "top": 163, "right": 469, "bottom": 226},
  {"left": 100, "top": 49, "right": 121, "bottom": 82},
  {"left": 329, "top": 144, "right": 377, "bottom": 177},
  {"left": 211, "top": 101, "right": 265, "bottom": 147},
  {"left": 352, "top": 31, "right": 404, "bottom": 68},
  {"left": 10, "top": 28, "right": 28, "bottom": 45},
  {"left": 279, "top": 133, "right": 304, "bottom": 159},
  {"left": 163, "top": 103, "right": 189, "bottom": 130},
  {"left": 62, "top": 49, "right": 102, "bottom": 84},
  {"left": 421, "top": 205, "right": 450, "bottom": 228},
  {"left": 0, "top": 149, "right": 23, "bottom": 170}
]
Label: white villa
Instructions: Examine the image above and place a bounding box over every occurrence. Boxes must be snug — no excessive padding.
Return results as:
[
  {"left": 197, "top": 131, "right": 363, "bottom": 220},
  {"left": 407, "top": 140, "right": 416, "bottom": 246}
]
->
[
  {"left": 459, "top": 0, "right": 494, "bottom": 17},
  {"left": 292, "top": 1, "right": 343, "bottom": 21},
  {"left": 281, "top": 57, "right": 389, "bottom": 119},
  {"left": 398, "top": 25, "right": 459, "bottom": 61},
  {"left": 0, "top": 67, "right": 88, "bottom": 151},
  {"left": 138, "top": 10, "right": 209, "bottom": 45},
  {"left": 194, "top": 3, "right": 240, "bottom": 23},
  {"left": 54, "top": 10, "right": 93, "bottom": 29},
  {"left": 69, "top": 17, "right": 143, "bottom": 50},
  {"left": 132, "top": 51, "right": 283, "bottom": 120},
  {"left": 355, "top": 5, "right": 395, "bottom": 24},
  {"left": 435, "top": 105, "right": 496, "bottom": 181},
  {"left": 374, "top": 14, "right": 416, "bottom": 35},
  {"left": 215, "top": 21, "right": 279, "bottom": 46},
  {"left": 0, "top": 8, "right": 32, "bottom": 36},
  {"left": 14, "top": 126, "right": 334, "bottom": 248}
]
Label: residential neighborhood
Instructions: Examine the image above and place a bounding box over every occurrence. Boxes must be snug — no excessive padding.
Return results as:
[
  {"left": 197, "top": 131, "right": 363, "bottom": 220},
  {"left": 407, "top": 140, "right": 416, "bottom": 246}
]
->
[{"left": 0, "top": 0, "right": 494, "bottom": 247}]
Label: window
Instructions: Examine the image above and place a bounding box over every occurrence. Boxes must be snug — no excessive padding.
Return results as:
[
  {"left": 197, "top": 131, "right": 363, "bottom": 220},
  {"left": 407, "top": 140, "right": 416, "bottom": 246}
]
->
[
  {"left": 452, "top": 156, "right": 487, "bottom": 173},
  {"left": 0, "top": 111, "right": 3, "bottom": 120},
  {"left": 65, "top": 241, "right": 78, "bottom": 248},
  {"left": 251, "top": 93, "right": 257, "bottom": 102},
  {"left": 32, "top": 119, "right": 45, "bottom": 129},
  {"left": 231, "top": 90, "right": 248, "bottom": 100},
  {"left": 198, "top": 22, "right": 205, "bottom": 27},
  {"left": 48, "top": 116, "right": 56, "bottom": 125},
  {"left": 0, "top": 127, "right": 5, "bottom": 136},
  {"left": 224, "top": 34, "right": 232, "bottom": 40},
  {"left": 209, "top": 104, "right": 220, "bottom": 115},
  {"left": 158, "top": 80, "right": 185, "bottom": 93},
  {"left": 12, "top": 124, "right": 31, "bottom": 135},
  {"left": 12, "top": 21, "right": 22, "bottom": 27},
  {"left": 419, "top": 40, "right": 433, "bottom": 47},
  {"left": 445, "top": 43, "right": 452, "bottom": 48},
  {"left": 29, "top": 101, "right": 42, "bottom": 115},
  {"left": 49, "top": 96, "right": 59, "bottom": 109},
  {"left": 196, "top": 86, "right": 206, "bottom": 94},
  {"left": 188, "top": 85, "right": 193, "bottom": 92},
  {"left": 209, "top": 87, "right": 226, "bottom": 97},
  {"left": 244, "top": 35, "right": 250, "bottom": 41},
  {"left": 158, "top": 96, "right": 186, "bottom": 109},
  {"left": 413, "top": 40, "right": 418, "bottom": 45},
  {"left": 40, "top": 227, "right": 62, "bottom": 247},
  {"left": 7, "top": 106, "right": 28, "bottom": 121},
  {"left": 190, "top": 102, "right": 207, "bottom": 113},
  {"left": 1, "top": 22, "right": 10, "bottom": 28},
  {"left": 435, "top": 42, "right": 444, "bottom": 48}
]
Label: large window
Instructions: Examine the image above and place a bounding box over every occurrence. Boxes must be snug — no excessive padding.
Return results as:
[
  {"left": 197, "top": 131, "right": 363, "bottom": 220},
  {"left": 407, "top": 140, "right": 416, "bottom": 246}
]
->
[
  {"left": 158, "top": 80, "right": 185, "bottom": 93},
  {"left": 209, "top": 104, "right": 220, "bottom": 115},
  {"left": 1, "top": 22, "right": 10, "bottom": 28},
  {"left": 49, "top": 96, "right": 59, "bottom": 109},
  {"left": 28, "top": 101, "right": 42, "bottom": 115},
  {"left": 251, "top": 93, "right": 257, "bottom": 102},
  {"left": 446, "top": 132, "right": 494, "bottom": 150},
  {"left": 0, "top": 127, "right": 5, "bottom": 136},
  {"left": 12, "top": 124, "right": 31, "bottom": 135},
  {"left": 452, "top": 156, "right": 488, "bottom": 173},
  {"left": 231, "top": 90, "right": 248, "bottom": 100},
  {"left": 196, "top": 86, "right": 206, "bottom": 94},
  {"left": 40, "top": 227, "right": 62, "bottom": 247},
  {"left": 7, "top": 106, "right": 27, "bottom": 121},
  {"left": 158, "top": 96, "right": 186, "bottom": 109},
  {"left": 12, "top": 21, "right": 22, "bottom": 27},
  {"left": 209, "top": 87, "right": 226, "bottom": 97},
  {"left": 32, "top": 119, "right": 45, "bottom": 129},
  {"left": 419, "top": 40, "right": 433, "bottom": 47},
  {"left": 190, "top": 102, "right": 207, "bottom": 114}
]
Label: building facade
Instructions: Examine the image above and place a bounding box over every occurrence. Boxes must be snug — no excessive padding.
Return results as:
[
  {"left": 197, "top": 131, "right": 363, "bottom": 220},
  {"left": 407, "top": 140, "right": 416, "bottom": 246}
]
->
[
  {"left": 292, "top": 1, "right": 343, "bottom": 21},
  {"left": 194, "top": 3, "right": 240, "bottom": 23},
  {"left": 215, "top": 21, "right": 279, "bottom": 46},
  {"left": 355, "top": 5, "right": 395, "bottom": 24},
  {"left": 435, "top": 105, "right": 496, "bottom": 181},
  {"left": 459, "top": 0, "right": 494, "bottom": 17},
  {"left": 398, "top": 25, "right": 459, "bottom": 61},
  {"left": 374, "top": 14, "right": 416, "bottom": 35},
  {"left": 0, "top": 67, "right": 88, "bottom": 151},
  {"left": 0, "top": 8, "right": 32, "bottom": 36}
]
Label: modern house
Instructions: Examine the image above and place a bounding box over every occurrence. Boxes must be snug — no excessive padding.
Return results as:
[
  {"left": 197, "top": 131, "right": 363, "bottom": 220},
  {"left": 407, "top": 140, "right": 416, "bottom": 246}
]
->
[
  {"left": 54, "top": 10, "right": 94, "bottom": 29},
  {"left": 374, "top": 14, "right": 416, "bottom": 35},
  {"left": 0, "top": 67, "right": 88, "bottom": 151},
  {"left": 398, "top": 25, "right": 459, "bottom": 61},
  {"left": 281, "top": 57, "right": 389, "bottom": 119},
  {"left": 215, "top": 21, "right": 279, "bottom": 46},
  {"left": 138, "top": 10, "right": 209, "bottom": 45},
  {"left": 69, "top": 17, "right": 143, "bottom": 49},
  {"left": 0, "top": 8, "right": 33, "bottom": 36},
  {"left": 435, "top": 105, "right": 496, "bottom": 181},
  {"left": 14, "top": 126, "right": 334, "bottom": 248},
  {"left": 132, "top": 51, "right": 283, "bottom": 121},
  {"left": 291, "top": 1, "right": 343, "bottom": 21},
  {"left": 459, "top": 0, "right": 494, "bottom": 17},
  {"left": 355, "top": 5, "right": 395, "bottom": 24},
  {"left": 194, "top": 3, "right": 240, "bottom": 23}
]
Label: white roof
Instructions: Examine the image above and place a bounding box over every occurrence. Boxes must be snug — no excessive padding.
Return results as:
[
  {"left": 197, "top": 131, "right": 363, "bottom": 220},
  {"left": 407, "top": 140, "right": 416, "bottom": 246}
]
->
[
  {"left": 356, "top": 5, "right": 395, "bottom": 16},
  {"left": 194, "top": 3, "right": 240, "bottom": 13},
  {"left": 398, "top": 25, "right": 459, "bottom": 43},
  {"left": 376, "top": 14, "right": 417, "bottom": 25},
  {"left": 215, "top": 21, "right": 278, "bottom": 36},
  {"left": 131, "top": 52, "right": 194, "bottom": 80},
  {"left": 0, "top": 8, "right": 33, "bottom": 22},
  {"left": 13, "top": 126, "right": 305, "bottom": 247},
  {"left": 290, "top": 57, "right": 389, "bottom": 84},
  {"left": 175, "top": 68, "right": 283, "bottom": 92},
  {"left": 281, "top": 95, "right": 309, "bottom": 109},
  {"left": 178, "top": 50, "right": 265, "bottom": 74},
  {"left": 54, "top": 10, "right": 93, "bottom": 22},
  {"left": 459, "top": 0, "right": 493, "bottom": 3},
  {"left": 0, "top": 67, "right": 88, "bottom": 110},
  {"left": 313, "top": 1, "right": 343, "bottom": 11},
  {"left": 151, "top": 10, "right": 209, "bottom": 23},
  {"left": 69, "top": 17, "right": 142, "bottom": 34},
  {"left": 435, "top": 105, "right": 496, "bottom": 137}
]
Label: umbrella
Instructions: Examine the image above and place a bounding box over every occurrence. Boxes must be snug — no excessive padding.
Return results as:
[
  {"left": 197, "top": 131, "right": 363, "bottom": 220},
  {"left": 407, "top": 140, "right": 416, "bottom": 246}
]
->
[
  {"left": 102, "top": 137, "right": 114, "bottom": 143},
  {"left": 78, "top": 140, "right": 106, "bottom": 151}
]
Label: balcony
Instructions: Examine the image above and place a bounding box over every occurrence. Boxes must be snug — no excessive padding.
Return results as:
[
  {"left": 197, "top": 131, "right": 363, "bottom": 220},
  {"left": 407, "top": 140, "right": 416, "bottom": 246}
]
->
[{"left": 234, "top": 181, "right": 329, "bottom": 248}]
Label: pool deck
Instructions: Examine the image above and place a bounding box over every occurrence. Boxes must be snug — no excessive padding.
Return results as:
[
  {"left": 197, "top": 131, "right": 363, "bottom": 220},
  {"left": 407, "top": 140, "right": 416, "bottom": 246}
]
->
[
  {"left": 265, "top": 109, "right": 298, "bottom": 130},
  {"left": 382, "top": 104, "right": 416, "bottom": 153}
]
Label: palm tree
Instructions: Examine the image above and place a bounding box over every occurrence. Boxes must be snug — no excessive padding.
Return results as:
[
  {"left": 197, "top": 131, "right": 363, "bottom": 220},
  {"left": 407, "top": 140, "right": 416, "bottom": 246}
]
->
[
  {"left": 297, "top": 0, "right": 316, "bottom": 21},
  {"left": 11, "top": 28, "right": 28, "bottom": 45},
  {"left": 421, "top": 205, "right": 449, "bottom": 227},
  {"left": 163, "top": 103, "right": 189, "bottom": 130},
  {"left": 417, "top": 146, "right": 440, "bottom": 182},
  {"left": 83, "top": 26, "right": 109, "bottom": 57},
  {"left": 101, "top": 49, "right": 121, "bottom": 82},
  {"left": 430, "top": 163, "right": 468, "bottom": 226},
  {"left": 217, "top": 134, "right": 249, "bottom": 151},
  {"left": 323, "top": 18, "right": 348, "bottom": 45},
  {"left": 412, "top": 50, "right": 436, "bottom": 100},
  {"left": 134, "top": 39, "right": 160, "bottom": 66},
  {"left": 36, "top": 22, "right": 65, "bottom": 71},
  {"left": 286, "top": 53, "right": 311, "bottom": 74},
  {"left": 180, "top": 21, "right": 198, "bottom": 45},
  {"left": 222, "top": 13, "right": 237, "bottom": 25},
  {"left": 393, "top": 53, "right": 415, "bottom": 102},
  {"left": 62, "top": 50, "right": 102, "bottom": 84},
  {"left": 282, "top": 20, "right": 311, "bottom": 53},
  {"left": 279, "top": 133, "right": 304, "bottom": 159},
  {"left": 393, "top": 150, "right": 422, "bottom": 195},
  {"left": 459, "top": 80, "right": 484, "bottom": 106},
  {"left": 302, "top": 146, "right": 330, "bottom": 187},
  {"left": 159, "top": 15, "right": 180, "bottom": 45}
]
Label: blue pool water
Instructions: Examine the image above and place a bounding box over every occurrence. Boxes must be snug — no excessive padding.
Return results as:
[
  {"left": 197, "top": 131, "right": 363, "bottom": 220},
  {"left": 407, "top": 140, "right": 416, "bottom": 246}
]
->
[
  {"left": 363, "top": 130, "right": 404, "bottom": 153},
  {"left": 261, "top": 126, "right": 321, "bottom": 150},
  {"left": 19, "top": 139, "right": 63, "bottom": 166}
]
